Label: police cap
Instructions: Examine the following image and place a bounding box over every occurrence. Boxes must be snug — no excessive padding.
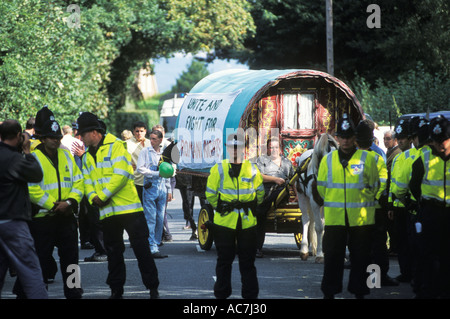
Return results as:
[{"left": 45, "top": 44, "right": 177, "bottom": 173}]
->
[
  {"left": 394, "top": 118, "right": 409, "bottom": 139},
  {"left": 429, "top": 115, "right": 450, "bottom": 143},
  {"left": 77, "top": 112, "right": 105, "bottom": 135},
  {"left": 34, "top": 105, "right": 55, "bottom": 135},
  {"left": 409, "top": 116, "right": 430, "bottom": 145},
  {"left": 40, "top": 119, "right": 63, "bottom": 139},
  {"left": 335, "top": 113, "right": 356, "bottom": 138}
]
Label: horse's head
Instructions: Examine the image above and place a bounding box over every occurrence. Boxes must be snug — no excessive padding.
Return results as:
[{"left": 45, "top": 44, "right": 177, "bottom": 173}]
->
[
  {"left": 160, "top": 141, "right": 180, "bottom": 165},
  {"left": 310, "top": 133, "right": 339, "bottom": 174}
]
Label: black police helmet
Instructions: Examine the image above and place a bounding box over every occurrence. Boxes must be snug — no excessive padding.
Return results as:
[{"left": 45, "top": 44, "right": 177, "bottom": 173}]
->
[
  {"left": 34, "top": 105, "right": 55, "bottom": 135},
  {"left": 77, "top": 112, "right": 105, "bottom": 135},
  {"left": 40, "top": 119, "right": 63, "bottom": 139},
  {"left": 429, "top": 115, "right": 449, "bottom": 143},
  {"left": 394, "top": 118, "right": 409, "bottom": 139},
  {"left": 335, "top": 113, "right": 356, "bottom": 138}
]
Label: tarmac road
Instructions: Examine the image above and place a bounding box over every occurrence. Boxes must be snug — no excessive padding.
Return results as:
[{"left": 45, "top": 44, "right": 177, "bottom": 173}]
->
[{"left": 1, "top": 189, "right": 416, "bottom": 301}]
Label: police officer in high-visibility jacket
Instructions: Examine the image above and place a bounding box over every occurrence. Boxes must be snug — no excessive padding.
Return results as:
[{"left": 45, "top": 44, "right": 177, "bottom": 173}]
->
[
  {"left": 205, "top": 133, "right": 265, "bottom": 299},
  {"left": 393, "top": 116, "right": 430, "bottom": 293},
  {"left": 387, "top": 118, "right": 417, "bottom": 283},
  {"left": 77, "top": 112, "right": 159, "bottom": 299},
  {"left": 410, "top": 115, "right": 450, "bottom": 298},
  {"left": 27, "top": 119, "right": 84, "bottom": 299},
  {"left": 355, "top": 119, "right": 398, "bottom": 287},
  {"left": 317, "top": 114, "right": 379, "bottom": 299},
  {"left": 30, "top": 105, "right": 55, "bottom": 151}
]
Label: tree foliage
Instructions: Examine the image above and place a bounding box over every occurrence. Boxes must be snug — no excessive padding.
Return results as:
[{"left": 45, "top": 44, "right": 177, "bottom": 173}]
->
[
  {"left": 215, "top": 0, "right": 449, "bottom": 83},
  {"left": 0, "top": 0, "right": 255, "bottom": 130},
  {"left": 170, "top": 59, "right": 210, "bottom": 93},
  {"left": 211, "top": 0, "right": 449, "bottom": 122},
  {"left": 350, "top": 63, "right": 450, "bottom": 125}
]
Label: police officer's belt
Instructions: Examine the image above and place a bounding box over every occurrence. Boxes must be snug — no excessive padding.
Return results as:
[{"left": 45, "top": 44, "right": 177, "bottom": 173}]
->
[{"left": 216, "top": 198, "right": 257, "bottom": 216}]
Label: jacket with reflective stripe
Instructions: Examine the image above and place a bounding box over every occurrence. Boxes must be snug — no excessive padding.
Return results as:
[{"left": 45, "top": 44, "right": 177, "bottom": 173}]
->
[
  {"left": 29, "top": 147, "right": 84, "bottom": 217},
  {"left": 317, "top": 149, "right": 379, "bottom": 227},
  {"left": 82, "top": 133, "right": 142, "bottom": 220},
  {"left": 205, "top": 159, "right": 265, "bottom": 230},
  {"left": 371, "top": 150, "right": 387, "bottom": 209},
  {"left": 391, "top": 147, "right": 424, "bottom": 207},
  {"left": 420, "top": 146, "right": 450, "bottom": 206},
  {"left": 389, "top": 148, "right": 419, "bottom": 208}
]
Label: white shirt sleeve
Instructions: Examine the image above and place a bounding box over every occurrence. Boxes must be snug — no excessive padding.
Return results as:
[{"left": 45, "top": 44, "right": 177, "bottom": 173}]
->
[{"left": 137, "top": 147, "right": 159, "bottom": 178}]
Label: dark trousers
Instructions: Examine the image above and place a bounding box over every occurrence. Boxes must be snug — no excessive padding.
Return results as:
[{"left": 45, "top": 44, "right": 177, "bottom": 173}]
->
[
  {"left": 256, "top": 188, "right": 283, "bottom": 250},
  {"left": 135, "top": 184, "right": 143, "bottom": 204},
  {"left": 86, "top": 202, "right": 106, "bottom": 255},
  {"left": 393, "top": 207, "right": 414, "bottom": 279},
  {"left": 371, "top": 209, "right": 390, "bottom": 277},
  {"left": 321, "top": 224, "right": 373, "bottom": 297},
  {"left": 78, "top": 197, "right": 90, "bottom": 245},
  {"left": 417, "top": 202, "right": 450, "bottom": 298},
  {"left": 101, "top": 212, "right": 159, "bottom": 292},
  {"left": 256, "top": 200, "right": 272, "bottom": 250},
  {"left": 0, "top": 220, "right": 48, "bottom": 299},
  {"left": 28, "top": 214, "right": 81, "bottom": 299},
  {"left": 213, "top": 218, "right": 258, "bottom": 299},
  {"left": 179, "top": 186, "right": 204, "bottom": 232}
]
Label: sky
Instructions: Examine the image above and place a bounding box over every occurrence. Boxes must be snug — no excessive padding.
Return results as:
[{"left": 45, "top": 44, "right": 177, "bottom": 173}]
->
[{"left": 153, "top": 52, "right": 248, "bottom": 93}]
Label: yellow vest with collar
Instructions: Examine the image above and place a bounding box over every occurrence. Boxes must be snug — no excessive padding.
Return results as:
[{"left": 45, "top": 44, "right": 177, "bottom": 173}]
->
[{"left": 82, "top": 133, "right": 142, "bottom": 220}]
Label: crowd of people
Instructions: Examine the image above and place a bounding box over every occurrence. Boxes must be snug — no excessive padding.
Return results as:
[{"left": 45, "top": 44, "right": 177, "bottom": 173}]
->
[
  {"left": 0, "top": 106, "right": 181, "bottom": 299},
  {"left": 316, "top": 112, "right": 449, "bottom": 299},
  {"left": 0, "top": 105, "right": 448, "bottom": 300}
]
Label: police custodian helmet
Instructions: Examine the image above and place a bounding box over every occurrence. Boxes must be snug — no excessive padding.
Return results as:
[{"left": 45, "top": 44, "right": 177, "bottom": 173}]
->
[
  {"left": 77, "top": 112, "right": 105, "bottom": 135},
  {"left": 394, "top": 118, "right": 409, "bottom": 139},
  {"left": 39, "top": 119, "right": 63, "bottom": 139},
  {"left": 335, "top": 113, "right": 356, "bottom": 138},
  {"left": 429, "top": 115, "right": 450, "bottom": 143}
]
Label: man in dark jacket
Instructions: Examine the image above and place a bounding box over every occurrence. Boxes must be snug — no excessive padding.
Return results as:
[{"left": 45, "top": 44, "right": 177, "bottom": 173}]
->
[{"left": 0, "top": 119, "right": 48, "bottom": 299}]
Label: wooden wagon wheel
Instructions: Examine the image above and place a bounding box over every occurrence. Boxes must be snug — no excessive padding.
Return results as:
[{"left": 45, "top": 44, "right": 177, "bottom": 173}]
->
[{"left": 197, "top": 204, "right": 214, "bottom": 250}]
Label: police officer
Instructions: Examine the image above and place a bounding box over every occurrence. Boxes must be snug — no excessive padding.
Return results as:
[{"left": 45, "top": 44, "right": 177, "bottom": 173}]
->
[
  {"left": 355, "top": 119, "right": 398, "bottom": 286},
  {"left": 77, "top": 112, "right": 159, "bottom": 299},
  {"left": 393, "top": 116, "right": 430, "bottom": 294},
  {"left": 317, "top": 114, "right": 379, "bottom": 299},
  {"left": 410, "top": 115, "right": 450, "bottom": 298},
  {"left": 27, "top": 119, "right": 84, "bottom": 299},
  {"left": 205, "top": 133, "right": 265, "bottom": 299},
  {"left": 388, "top": 118, "right": 416, "bottom": 283},
  {"left": 30, "top": 105, "right": 55, "bottom": 151}
]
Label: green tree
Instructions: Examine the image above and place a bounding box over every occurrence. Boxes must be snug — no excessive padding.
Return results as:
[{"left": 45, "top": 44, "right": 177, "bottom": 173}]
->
[
  {"left": 350, "top": 63, "right": 450, "bottom": 125},
  {"left": 0, "top": 0, "right": 255, "bottom": 132},
  {"left": 214, "top": 0, "right": 449, "bottom": 84},
  {"left": 171, "top": 59, "right": 210, "bottom": 93},
  {"left": 106, "top": 0, "right": 255, "bottom": 110}
]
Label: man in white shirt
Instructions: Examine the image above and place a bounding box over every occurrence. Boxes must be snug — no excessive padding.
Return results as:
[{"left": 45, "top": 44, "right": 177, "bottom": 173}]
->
[
  {"left": 61, "top": 124, "right": 84, "bottom": 156},
  {"left": 128, "top": 121, "right": 151, "bottom": 202},
  {"left": 137, "top": 130, "right": 172, "bottom": 258}
]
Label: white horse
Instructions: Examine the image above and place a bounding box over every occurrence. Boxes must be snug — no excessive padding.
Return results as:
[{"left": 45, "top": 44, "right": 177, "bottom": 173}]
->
[{"left": 296, "top": 133, "right": 339, "bottom": 263}]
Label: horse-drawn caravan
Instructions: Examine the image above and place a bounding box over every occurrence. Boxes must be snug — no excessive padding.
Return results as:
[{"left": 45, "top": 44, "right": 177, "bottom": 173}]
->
[{"left": 172, "top": 69, "right": 365, "bottom": 254}]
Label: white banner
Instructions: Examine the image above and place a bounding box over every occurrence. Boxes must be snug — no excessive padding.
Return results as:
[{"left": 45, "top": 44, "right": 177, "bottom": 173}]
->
[{"left": 175, "top": 90, "right": 241, "bottom": 170}]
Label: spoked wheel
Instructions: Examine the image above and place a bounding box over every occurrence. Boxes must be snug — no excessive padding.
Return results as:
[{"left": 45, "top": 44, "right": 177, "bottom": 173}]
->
[{"left": 198, "top": 204, "right": 214, "bottom": 250}]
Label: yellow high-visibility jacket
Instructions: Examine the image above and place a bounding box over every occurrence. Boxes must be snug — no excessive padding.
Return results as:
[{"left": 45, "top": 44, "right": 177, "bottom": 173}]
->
[
  {"left": 389, "top": 148, "right": 420, "bottom": 208},
  {"left": 371, "top": 150, "right": 388, "bottom": 209},
  {"left": 420, "top": 146, "right": 450, "bottom": 206},
  {"left": 29, "top": 147, "right": 84, "bottom": 217},
  {"left": 317, "top": 149, "right": 379, "bottom": 227},
  {"left": 393, "top": 146, "right": 427, "bottom": 208},
  {"left": 82, "top": 133, "right": 142, "bottom": 220},
  {"left": 205, "top": 159, "right": 265, "bottom": 230}
]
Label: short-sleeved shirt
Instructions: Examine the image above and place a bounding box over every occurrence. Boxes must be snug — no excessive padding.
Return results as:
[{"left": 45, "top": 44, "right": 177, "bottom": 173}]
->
[{"left": 256, "top": 155, "right": 294, "bottom": 196}]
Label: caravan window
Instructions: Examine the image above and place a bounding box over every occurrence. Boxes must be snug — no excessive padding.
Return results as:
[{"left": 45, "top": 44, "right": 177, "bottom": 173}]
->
[{"left": 283, "top": 93, "right": 315, "bottom": 130}]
